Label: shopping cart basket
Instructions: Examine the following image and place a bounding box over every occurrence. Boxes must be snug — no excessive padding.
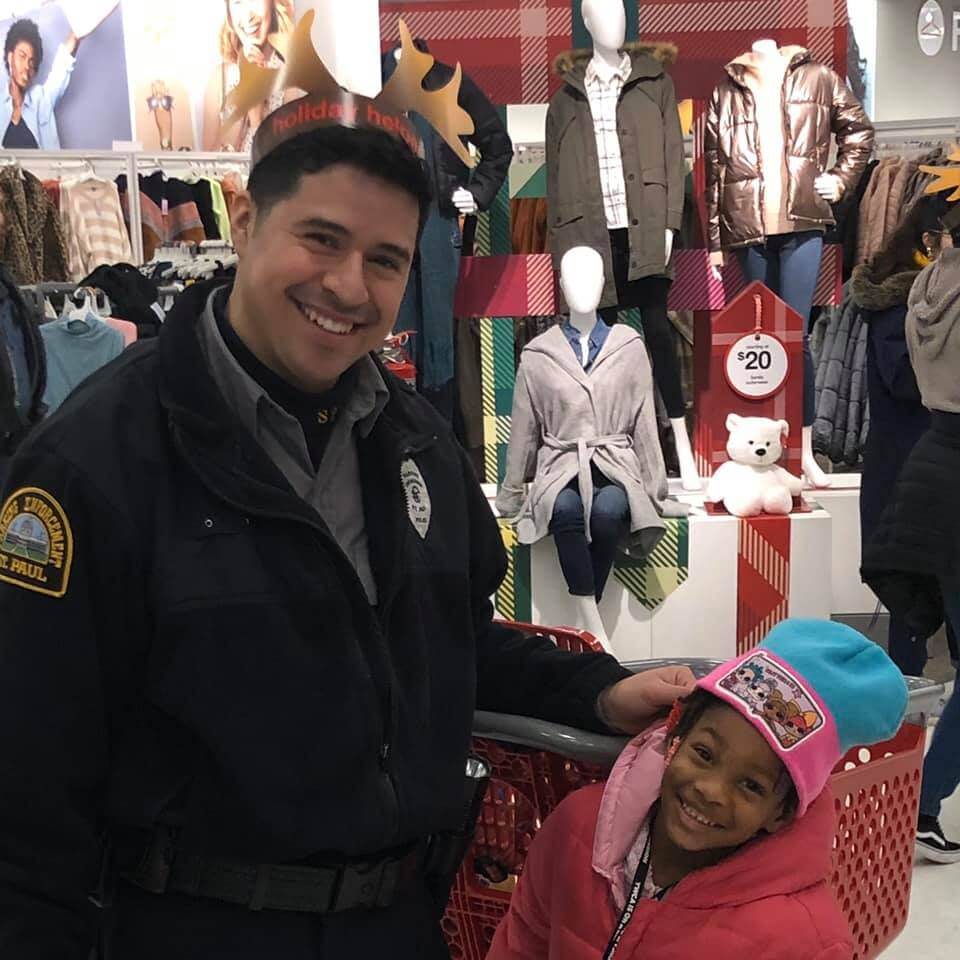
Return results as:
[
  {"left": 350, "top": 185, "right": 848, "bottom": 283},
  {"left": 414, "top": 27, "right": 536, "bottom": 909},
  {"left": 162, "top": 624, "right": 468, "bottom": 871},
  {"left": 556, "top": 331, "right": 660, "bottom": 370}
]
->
[{"left": 443, "top": 623, "right": 944, "bottom": 960}]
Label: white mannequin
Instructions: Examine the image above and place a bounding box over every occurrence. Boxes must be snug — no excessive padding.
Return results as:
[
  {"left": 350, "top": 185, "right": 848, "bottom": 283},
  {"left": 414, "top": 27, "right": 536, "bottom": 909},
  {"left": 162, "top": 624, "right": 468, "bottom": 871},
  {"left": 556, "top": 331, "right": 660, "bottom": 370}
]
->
[
  {"left": 578, "top": 1, "right": 698, "bottom": 490},
  {"left": 583, "top": 0, "right": 673, "bottom": 267},
  {"left": 557, "top": 247, "right": 614, "bottom": 652},
  {"left": 394, "top": 47, "right": 478, "bottom": 215},
  {"left": 710, "top": 38, "right": 833, "bottom": 489}
]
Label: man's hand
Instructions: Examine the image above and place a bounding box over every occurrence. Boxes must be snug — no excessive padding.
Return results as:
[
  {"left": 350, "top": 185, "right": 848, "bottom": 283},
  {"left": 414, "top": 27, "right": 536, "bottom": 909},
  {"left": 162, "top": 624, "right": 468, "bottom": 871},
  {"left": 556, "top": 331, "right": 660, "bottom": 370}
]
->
[{"left": 597, "top": 666, "right": 697, "bottom": 734}]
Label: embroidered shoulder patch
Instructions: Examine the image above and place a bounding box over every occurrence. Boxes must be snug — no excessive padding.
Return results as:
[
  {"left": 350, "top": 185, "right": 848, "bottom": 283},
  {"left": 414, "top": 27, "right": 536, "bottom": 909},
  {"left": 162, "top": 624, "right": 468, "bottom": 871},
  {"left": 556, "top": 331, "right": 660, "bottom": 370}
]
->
[
  {"left": 717, "top": 651, "right": 824, "bottom": 751},
  {"left": 400, "top": 459, "right": 431, "bottom": 540},
  {"left": 0, "top": 487, "right": 74, "bottom": 598}
]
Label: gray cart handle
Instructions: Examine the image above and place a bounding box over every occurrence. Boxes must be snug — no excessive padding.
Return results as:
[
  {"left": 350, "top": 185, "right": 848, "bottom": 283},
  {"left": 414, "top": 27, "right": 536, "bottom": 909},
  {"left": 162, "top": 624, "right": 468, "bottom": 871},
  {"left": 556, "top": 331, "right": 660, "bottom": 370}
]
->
[{"left": 473, "top": 658, "right": 944, "bottom": 767}]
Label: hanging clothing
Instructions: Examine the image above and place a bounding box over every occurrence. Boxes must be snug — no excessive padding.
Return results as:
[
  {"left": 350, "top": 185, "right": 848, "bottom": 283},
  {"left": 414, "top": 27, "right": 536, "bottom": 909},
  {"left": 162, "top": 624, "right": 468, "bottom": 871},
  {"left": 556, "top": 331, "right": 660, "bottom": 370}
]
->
[
  {"left": 488, "top": 725, "right": 853, "bottom": 960},
  {"left": 189, "top": 179, "right": 220, "bottom": 242},
  {"left": 0, "top": 167, "right": 68, "bottom": 285},
  {"left": 60, "top": 178, "right": 133, "bottom": 280},
  {"left": 851, "top": 264, "right": 924, "bottom": 559},
  {"left": 495, "top": 324, "right": 688, "bottom": 557},
  {"left": 81, "top": 263, "right": 163, "bottom": 341},
  {"left": 39, "top": 314, "right": 124, "bottom": 414},
  {"left": 105, "top": 317, "right": 138, "bottom": 348},
  {"left": 0, "top": 263, "right": 46, "bottom": 457},
  {"left": 208, "top": 179, "right": 232, "bottom": 245}
]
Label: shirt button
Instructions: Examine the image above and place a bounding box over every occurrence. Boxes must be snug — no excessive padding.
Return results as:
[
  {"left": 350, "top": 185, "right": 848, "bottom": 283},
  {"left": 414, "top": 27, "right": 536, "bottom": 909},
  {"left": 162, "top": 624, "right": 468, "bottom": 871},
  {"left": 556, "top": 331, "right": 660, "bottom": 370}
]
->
[
  {"left": 203, "top": 518, "right": 214, "bottom": 529},
  {"left": 627, "top": 173, "right": 635, "bottom": 181},
  {"left": 631, "top": 218, "right": 639, "bottom": 226}
]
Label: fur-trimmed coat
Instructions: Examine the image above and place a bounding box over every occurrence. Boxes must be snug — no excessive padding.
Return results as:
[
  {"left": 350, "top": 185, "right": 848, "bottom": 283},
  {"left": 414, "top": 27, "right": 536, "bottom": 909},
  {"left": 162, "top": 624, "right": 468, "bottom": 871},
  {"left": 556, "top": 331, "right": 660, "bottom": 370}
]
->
[
  {"left": 0, "top": 166, "right": 68, "bottom": 285},
  {"left": 850, "top": 263, "right": 925, "bottom": 554},
  {"left": 546, "top": 42, "right": 684, "bottom": 309}
]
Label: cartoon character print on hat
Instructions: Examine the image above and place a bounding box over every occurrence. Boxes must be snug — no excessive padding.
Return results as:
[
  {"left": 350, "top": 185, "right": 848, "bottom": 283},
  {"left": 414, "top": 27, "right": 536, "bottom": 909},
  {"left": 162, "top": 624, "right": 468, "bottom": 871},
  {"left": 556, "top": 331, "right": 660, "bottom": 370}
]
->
[{"left": 718, "top": 651, "right": 824, "bottom": 750}]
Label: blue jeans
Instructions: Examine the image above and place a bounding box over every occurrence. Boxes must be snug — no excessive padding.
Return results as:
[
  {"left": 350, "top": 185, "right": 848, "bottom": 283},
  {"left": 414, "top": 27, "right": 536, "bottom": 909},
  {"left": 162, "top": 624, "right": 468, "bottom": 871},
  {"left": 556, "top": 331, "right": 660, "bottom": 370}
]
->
[
  {"left": 549, "top": 468, "right": 630, "bottom": 601},
  {"left": 735, "top": 231, "right": 824, "bottom": 425},
  {"left": 919, "top": 576, "right": 960, "bottom": 819}
]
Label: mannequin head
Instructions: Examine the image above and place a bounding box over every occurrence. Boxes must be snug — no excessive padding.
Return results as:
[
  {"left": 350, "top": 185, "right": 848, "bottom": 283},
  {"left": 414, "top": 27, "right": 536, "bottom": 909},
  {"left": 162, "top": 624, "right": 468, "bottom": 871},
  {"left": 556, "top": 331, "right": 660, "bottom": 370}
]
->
[
  {"left": 751, "top": 38, "right": 779, "bottom": 57},
  {"left": 560, "top": 246, "right": 605, "bottom": 318},
  {"left": 581, "top": 0, "right": 626, "bottom": 53}
]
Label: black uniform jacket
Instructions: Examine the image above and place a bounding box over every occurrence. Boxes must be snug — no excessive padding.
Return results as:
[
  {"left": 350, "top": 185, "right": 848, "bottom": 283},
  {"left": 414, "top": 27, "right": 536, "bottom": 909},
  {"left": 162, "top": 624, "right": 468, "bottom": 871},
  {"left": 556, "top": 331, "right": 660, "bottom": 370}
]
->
[{"left": 0, "top": 281, "right": 628, "bottom": 956}]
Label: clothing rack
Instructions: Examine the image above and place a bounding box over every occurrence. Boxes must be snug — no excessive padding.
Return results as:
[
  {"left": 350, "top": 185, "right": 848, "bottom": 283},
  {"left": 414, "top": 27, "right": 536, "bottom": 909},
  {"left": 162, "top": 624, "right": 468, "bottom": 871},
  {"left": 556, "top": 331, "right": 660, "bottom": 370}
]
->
[
  {"left": 872, "top": 118, "right": 960, "bottom": 157},
  {"left": 0, "top": 148, "right": 250, "bottom": 268}
]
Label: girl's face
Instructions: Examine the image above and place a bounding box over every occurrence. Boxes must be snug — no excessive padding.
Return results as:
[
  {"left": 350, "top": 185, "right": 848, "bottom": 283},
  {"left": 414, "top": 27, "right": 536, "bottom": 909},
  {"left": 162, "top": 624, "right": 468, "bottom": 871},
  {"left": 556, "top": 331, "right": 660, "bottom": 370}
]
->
[
  {"left": 228, "top": 0, "right": 272, "bottom": 50},
  {"left": 661, "top": 702, "right": 792, "bottom": 854}
]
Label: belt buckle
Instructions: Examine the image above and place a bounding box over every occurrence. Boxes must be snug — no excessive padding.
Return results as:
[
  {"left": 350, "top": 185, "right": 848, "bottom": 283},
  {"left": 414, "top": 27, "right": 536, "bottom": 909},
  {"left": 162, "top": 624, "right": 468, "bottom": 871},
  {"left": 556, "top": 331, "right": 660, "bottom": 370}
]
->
[{"left": 334, "top": 858, "right": 393, "bottom": 913}]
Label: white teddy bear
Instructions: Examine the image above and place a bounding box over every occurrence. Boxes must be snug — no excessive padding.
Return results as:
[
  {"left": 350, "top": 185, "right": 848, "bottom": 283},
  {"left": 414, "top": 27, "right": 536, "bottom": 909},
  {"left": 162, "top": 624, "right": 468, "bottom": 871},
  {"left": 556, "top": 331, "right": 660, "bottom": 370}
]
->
[{"left": 707, "top": 414, "right": 803, "bottom": 517}]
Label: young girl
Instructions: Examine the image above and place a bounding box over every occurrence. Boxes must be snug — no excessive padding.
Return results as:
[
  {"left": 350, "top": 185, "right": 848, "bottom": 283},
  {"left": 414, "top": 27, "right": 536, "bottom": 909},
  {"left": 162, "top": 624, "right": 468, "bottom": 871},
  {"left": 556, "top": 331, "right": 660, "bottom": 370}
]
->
[{"left": 488, "top": 619, "right": 908, "bottom": 960}]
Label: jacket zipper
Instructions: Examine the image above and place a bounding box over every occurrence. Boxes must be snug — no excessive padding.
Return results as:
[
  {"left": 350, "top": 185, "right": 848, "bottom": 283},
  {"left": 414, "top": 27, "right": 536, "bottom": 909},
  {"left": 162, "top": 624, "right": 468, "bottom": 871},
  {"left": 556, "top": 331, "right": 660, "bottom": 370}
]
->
[
  {"left": 172, "top": 427, "right": 405, "bottom": 839},
  {"left": 174, "top": 422, "right": 439, "bottom": 845}
]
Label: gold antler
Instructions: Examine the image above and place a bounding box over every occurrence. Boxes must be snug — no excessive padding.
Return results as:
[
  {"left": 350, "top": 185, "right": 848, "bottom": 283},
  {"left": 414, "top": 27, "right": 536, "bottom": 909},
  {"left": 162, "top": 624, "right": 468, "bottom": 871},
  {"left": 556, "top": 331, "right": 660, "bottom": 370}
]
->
[
  {"left": 376, "top": 20, "right": 475, "bottom": 166},
  {"left": 921, "top": 146, "right": 960, "bottom": 203},
  {"left": 222, "top": 13, "right": 475, "bottom": 167}
]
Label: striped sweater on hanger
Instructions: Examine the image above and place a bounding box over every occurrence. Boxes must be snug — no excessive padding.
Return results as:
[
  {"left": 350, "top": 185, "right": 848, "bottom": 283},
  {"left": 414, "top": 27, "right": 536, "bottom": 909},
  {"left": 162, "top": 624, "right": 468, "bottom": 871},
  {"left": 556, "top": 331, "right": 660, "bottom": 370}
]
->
[{"left": 60, "top": 178, "right": 133, "bottom": 281}]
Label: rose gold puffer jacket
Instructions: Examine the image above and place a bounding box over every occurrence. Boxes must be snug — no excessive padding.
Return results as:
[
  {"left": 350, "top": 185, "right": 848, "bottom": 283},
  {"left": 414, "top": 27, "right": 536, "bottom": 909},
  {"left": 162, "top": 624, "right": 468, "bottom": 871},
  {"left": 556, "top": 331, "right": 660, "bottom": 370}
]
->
[{"left": 705, "top": 47, "right": 874, "bottom": 253}]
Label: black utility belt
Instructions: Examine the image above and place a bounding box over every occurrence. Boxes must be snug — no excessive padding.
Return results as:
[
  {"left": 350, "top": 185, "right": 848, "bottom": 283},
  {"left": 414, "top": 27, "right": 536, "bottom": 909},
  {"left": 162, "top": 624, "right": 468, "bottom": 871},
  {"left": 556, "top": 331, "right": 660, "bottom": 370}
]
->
[{"left": 116, "top": 827, "right": 447, "bottom": 915}]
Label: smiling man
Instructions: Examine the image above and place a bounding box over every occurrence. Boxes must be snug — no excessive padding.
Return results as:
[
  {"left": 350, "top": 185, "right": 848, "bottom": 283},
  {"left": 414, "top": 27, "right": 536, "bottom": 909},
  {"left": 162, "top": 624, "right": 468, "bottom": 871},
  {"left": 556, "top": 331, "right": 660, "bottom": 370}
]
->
[{"left": 0, "top": 94, "right": 694, "bottom": 959}]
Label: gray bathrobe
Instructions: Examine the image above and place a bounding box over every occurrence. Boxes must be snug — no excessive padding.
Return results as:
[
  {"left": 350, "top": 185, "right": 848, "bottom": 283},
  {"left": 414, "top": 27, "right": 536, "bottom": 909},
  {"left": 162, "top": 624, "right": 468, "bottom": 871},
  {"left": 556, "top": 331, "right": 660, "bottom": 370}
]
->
[{"left": 495, "top": 324, "right": 688, "bottom": 559}]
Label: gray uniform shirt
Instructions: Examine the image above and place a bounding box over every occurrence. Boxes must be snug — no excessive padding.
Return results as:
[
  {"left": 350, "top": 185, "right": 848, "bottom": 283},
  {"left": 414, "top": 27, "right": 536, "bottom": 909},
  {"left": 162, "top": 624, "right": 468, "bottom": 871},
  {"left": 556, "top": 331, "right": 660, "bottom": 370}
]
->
[{"left": 197, "top": 288, "right": 388, "bottom": 603}]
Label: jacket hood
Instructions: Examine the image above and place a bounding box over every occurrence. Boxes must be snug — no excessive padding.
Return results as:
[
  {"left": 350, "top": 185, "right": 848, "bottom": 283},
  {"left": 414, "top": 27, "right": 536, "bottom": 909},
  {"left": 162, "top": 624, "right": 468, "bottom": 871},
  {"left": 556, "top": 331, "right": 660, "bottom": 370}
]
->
[
  {"left": 906, "top": 248, "right": 960, "bottom": 411},
  {"left": 851, "top": 264, "right": 920, "bottom": 312},
  {"left": 552, "top": 40, "right": 677, "bottom": 84},
  {"left": 593, "top": 723, "right": 837, "bottom": 909},
  {"left": 725, "top": 45, "right": 810, "bottom": 81},
  {"left": 521, "top": 322, "right": 638, "bottom": 373}
]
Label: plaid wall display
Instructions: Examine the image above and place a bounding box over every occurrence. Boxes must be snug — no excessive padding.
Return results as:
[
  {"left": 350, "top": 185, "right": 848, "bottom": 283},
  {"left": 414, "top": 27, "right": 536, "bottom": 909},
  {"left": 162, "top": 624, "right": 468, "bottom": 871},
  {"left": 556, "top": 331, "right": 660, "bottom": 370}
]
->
[
  {"left": 737, "top": 515, "right": 791, "bottom": 655},
  {"left": 614, "top": 517, "right": 690, "bottom": 610},
  {"left": 380, "top": 0, "right": 573, "bottom": 105},
  {"left": 496, "top": 519, "right": 533, "bottom": 622},
  {"left": 380, "top": 2, "right": 848, "bottom": 106},
  {"left": 455, "top": 255, "right": 555, "bottom": 318},
  {"left": 480, "top": 316, "right": 519, "bottom": 483}
]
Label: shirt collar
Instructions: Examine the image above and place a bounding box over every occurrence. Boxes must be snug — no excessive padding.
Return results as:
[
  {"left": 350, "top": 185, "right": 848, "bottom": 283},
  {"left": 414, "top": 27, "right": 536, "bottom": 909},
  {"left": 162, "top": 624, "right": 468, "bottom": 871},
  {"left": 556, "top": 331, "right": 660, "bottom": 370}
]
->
[
  {"left": 561, "top": 317, "right": 608, "bottom": 348},
  {"left": 585, "top": 51, "right": 632, "bottom": 88},
  {"left": 199, "top": 285, "right": 389, "bottom": 443}
]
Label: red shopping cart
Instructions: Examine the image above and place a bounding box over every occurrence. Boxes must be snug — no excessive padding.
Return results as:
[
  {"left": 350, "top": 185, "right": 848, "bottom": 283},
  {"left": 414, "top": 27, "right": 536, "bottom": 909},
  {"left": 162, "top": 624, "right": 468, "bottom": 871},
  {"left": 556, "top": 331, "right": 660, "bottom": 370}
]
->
[{"left": 443, "top": 623, "right": 941, "bottom": 960}]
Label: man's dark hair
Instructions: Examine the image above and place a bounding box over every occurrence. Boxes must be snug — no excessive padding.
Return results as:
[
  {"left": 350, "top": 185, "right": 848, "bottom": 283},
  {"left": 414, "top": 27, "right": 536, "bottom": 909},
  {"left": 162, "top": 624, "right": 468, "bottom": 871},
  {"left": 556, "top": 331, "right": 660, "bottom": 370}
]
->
[
  {"left": 670, "top": 689, "right": 799, "bottom": 819},
  {"left": 4, "top": 19, "right": 43, "bottom": 74},
  {"left": 248, "top": 125, "right": 432, "bottom": 237}
]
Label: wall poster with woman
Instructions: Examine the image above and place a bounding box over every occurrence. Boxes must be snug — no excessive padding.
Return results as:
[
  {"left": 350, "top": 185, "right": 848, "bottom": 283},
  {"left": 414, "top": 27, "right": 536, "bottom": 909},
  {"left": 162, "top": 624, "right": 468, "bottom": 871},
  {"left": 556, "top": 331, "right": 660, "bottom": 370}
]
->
[
  {"left": 124, "top": 0, "right": 308, "bottom": 154},
  {"left": 0, "top": 0, "right": 129, "bottom": 149}
]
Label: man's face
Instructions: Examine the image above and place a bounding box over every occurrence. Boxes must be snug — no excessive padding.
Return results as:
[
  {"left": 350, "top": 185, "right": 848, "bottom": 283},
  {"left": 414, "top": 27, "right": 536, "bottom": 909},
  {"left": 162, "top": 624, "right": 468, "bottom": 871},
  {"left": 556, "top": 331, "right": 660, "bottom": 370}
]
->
[
  {"left": 229, "top": 164, "right": 419, "bottom": 393},
  {"left": 660, "top": 703, "right": 792, "bottom": 855},
  {"left": 228, "top": 0, "right": 271, "bottom": 52},
  {"left": 8, "top": 41, "right": 37, "bottom": 91}
]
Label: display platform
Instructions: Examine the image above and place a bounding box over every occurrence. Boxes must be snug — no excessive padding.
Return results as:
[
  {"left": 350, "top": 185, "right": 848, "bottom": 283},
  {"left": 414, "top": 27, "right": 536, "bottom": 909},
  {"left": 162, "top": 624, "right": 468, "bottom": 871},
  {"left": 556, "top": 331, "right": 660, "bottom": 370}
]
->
[{"left": 489, "top": 486, "right": 833, "bottom": 662}]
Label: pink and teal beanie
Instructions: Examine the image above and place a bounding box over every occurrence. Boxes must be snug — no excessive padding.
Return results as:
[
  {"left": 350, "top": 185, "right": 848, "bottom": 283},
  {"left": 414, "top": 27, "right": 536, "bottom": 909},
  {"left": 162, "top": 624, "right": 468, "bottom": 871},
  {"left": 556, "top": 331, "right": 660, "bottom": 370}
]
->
[{"left": 696, "top": 619, "right": 909, "bottom": 815}]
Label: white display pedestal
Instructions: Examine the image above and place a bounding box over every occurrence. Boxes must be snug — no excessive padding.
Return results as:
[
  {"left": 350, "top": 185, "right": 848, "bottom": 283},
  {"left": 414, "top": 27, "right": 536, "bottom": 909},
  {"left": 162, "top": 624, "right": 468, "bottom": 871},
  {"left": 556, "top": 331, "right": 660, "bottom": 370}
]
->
[
  {"left": 808, "top": 474, "right": 880, "bottom": 617},
  {"left": 526, "top": 503, "right": 833, "bottom": 662}
]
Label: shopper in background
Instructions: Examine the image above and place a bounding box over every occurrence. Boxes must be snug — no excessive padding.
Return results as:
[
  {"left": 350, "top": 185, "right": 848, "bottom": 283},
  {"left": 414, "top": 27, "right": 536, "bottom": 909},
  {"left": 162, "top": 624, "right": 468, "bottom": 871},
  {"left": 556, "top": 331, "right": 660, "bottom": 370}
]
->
[
  {"left": 489, "top": 620, "right": 907, "bottom": 960},
  {"left": 0, "top": 95, "right": 695, "bottom": 957},
  {"left": 853, "top": 194, "right": 956, "bottom": 676},
  {"left": 864, "top": 241, "right": 960, "bottom": 864}
]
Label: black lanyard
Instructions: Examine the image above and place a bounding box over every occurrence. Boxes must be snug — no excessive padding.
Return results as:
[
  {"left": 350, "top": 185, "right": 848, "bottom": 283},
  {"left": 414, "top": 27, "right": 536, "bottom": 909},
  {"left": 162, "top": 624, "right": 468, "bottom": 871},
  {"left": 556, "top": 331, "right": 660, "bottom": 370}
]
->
[{"left": 603, "top": 825, "right": 671, "bottom": 960}]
